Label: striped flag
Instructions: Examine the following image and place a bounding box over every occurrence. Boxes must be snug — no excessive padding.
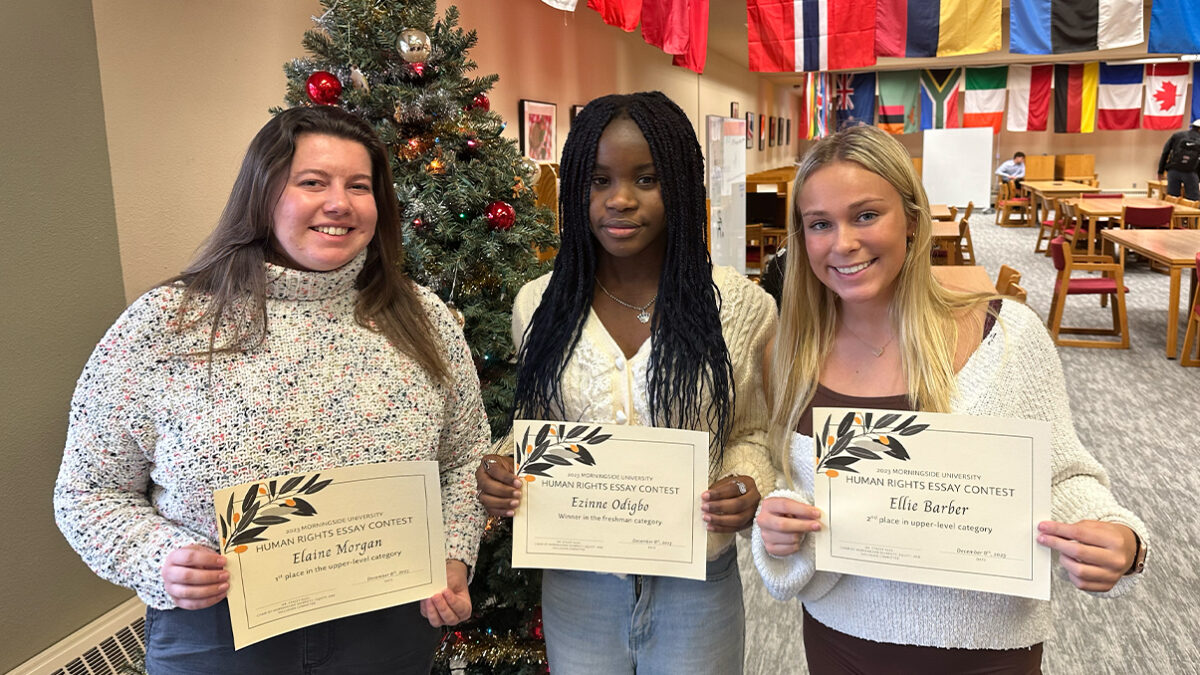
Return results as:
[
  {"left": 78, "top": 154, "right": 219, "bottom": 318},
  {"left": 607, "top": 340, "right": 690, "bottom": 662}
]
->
[
  {"left": 1054, "top": 63, "right": 1098, "bottom": 133},
  {"left": 1096, "top": 63, "right": 1142, "bottom": 130},
  {"left": 1007, "top": 65, "right": 1053, "bottom": 132},
  {"left": 588, "top": 0, "right": 641, "bottom": 31},
  {"left": 875, "top": 0, "right": 1001, "bottom": 58},
  {"left": 834, "top": 73, "right": 876, "bottom": 130},
  {"left": 1010, "top": 0, "right": 1142, "bottom": 55},
  {"left": 963, "top": 66, "right": 1007, "bottom": 134},
  {"left": 747, "top": 0, "right": 876, "bottom": 72},
  {"left": 877, "top": 71, "right": 921, "bottom": 135},
  {"left": 1148, "top": 0, "right": 1200, "bottom": 54},
  {"left": 1143, "top": 63, "right": 1191, "bottom": 131},
  {"left": 920, "top": 69, "right": 962, "bottom": 130},
  {"left": 809, "top": 72, "right": 831, "bottom": 139}
]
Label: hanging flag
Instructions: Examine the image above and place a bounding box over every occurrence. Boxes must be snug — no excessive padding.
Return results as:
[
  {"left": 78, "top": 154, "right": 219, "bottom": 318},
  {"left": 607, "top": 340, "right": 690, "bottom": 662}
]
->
[
  {"left": 875, "top": 0, "right": 1001, "bottom": 58},
  {"left": 1148, "top": 0, "right": 1200, "bottom": 54},
  {"left": 1007, "top": 64, "right": 1053, "bottom": 132},
  {"left": 589, "top": 0, "right": 642, "bottom": 31},
  {"left": 834, "top": 73, "right": 876, "bottom": 130},
  {"left": 1095, "top": 63, "right": 1142, "bottom": 130},
  {"left": 877, "top": 71, "right": 921, "bottom": 135},
  {"left": 808, "top": 72, "right": 832, "bottom": 139},
  {"left": 1010, "top": 0, "right": 1142, "bottom": 55},
  {"left": 642, "top": 0, "right": 689, "bottom": 54},
  {"left": 541, "top": 0, "right": 581, "bottom": 9},
  {"left": 1143, "top": 63, "right": 1191, "bottom": 130},
  {"left": 668, "top": 0, "right": 710, "bottom": 73},
  {"left": 962, "top": 66, "right": 1007, "bottom": 134},
  {"left": 1053, "top": 63, "right": 1098, "bottom": 133},
  {"left": 747, "top": 0, "right": 876, "bottom": 72},
  {"left": 920, "top": 69, "right": 962, "bottom": 130}
]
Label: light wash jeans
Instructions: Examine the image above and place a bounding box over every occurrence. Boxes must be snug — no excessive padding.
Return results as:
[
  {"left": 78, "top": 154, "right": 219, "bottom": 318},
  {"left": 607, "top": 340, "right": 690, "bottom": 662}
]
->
[{"left": 542, "top": 545, "right": 744, "bottom": 675}]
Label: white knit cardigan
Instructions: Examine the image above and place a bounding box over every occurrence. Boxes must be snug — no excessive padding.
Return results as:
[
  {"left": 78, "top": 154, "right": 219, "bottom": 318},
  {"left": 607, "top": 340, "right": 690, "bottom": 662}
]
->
[
  {"left": 752, "top": 300, "right": 1148, "bottom": 649},
  {"left": 55, "top": 254, "right": 490, "bottom": 609},
  {"left": 513, "top": 266, "right": 778, "bottom": 558}
]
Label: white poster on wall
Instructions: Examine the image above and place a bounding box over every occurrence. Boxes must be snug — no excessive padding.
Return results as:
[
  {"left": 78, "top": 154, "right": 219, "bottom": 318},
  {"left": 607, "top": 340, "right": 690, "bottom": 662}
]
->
[
  {"left": 921, "top": 128, "right": 992, "bottom": 209},
  {"left": 706, "top": 115, "right": 747, "bottom": 273}
]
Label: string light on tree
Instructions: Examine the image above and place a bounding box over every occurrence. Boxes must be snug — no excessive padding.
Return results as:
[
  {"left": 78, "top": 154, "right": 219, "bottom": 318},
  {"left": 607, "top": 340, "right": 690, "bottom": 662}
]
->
[{"left": 305, "top": 71, "right": 342, "bottom": 105}]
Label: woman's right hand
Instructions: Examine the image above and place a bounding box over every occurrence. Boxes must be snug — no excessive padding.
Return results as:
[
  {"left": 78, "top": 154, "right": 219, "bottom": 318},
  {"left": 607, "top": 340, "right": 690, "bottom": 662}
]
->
[
  {"left": 162, "top": 544, "right": 229, "bottom": 609},
  {"left": 475, "top": 454, "right": 522, "bottom": 517},
  {"left": 756, "top": 497, "right": 822, "bottom": 557}
]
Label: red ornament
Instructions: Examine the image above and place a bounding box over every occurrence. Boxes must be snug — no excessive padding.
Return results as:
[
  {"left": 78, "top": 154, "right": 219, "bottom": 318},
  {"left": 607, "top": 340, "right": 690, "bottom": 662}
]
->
[
  {"left": 409, "top": 62, "right": 426, "bottom": 77},
  {"left": 305, "top": 71, "right": 342, "bottom": 106},
  {"left": 530, "top": 606, "right": 544, "bottom": 640},
  {"left": 484, "top": 200, "right": 516, "bottom": 231},
  {"left": 470, "top": 93, "right": 490, "bottom": 112}
]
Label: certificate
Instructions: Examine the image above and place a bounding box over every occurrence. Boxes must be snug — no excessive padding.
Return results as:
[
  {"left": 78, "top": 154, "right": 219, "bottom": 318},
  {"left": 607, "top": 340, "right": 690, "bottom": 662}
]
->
[
  {"left": 212, "top": 461, "right": 446, "bottom": 649},
  {"left": 811, "top": 408, "right": 1052, "bottom": 600},
  {"left": 511, "top": 420, "right": 709, "bottom": 580}
]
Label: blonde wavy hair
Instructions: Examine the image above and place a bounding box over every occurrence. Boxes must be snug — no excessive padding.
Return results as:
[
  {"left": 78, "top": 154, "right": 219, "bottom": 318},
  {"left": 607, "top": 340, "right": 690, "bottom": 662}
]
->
[{"left": 768, "top": 125, "right": 995, "bottom": 476}]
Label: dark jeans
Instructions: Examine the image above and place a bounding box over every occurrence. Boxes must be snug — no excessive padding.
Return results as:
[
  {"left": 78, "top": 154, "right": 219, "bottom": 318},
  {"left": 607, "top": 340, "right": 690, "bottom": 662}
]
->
[
  {"left": 144, "top": 600, "right": 440, "bottom": 674},
  {"left": 1166, "top": 169, "right": 1200, "bottom": 200}
]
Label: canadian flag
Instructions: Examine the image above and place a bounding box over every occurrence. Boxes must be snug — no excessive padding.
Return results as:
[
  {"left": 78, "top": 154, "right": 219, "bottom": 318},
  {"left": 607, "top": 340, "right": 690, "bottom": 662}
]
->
[{"left": 1142, "top": 63, "right": 1191, "bottom": 130}]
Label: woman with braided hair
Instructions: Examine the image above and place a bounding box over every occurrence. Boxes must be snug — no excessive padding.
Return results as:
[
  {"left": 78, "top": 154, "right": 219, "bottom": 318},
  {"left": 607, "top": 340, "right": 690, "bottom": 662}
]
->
[{"left": 475, "top": 91, "right": 776, "bottom": 674}]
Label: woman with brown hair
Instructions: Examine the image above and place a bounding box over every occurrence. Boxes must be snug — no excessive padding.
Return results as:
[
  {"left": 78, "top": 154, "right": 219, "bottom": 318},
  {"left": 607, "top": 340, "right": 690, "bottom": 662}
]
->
[{"left": 54, "top": 105, "right": 488, "bottom": 673}]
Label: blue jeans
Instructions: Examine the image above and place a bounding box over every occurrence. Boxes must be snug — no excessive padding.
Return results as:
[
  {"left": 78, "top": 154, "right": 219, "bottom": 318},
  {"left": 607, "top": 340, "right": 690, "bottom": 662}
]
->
[
  {"left": 144, "top": 600, "right": 440, "bottom": 674},
  {"left": 541, "top": 545, "right": 744, "bottom": 675},
  {"left": 1166, "top": 169, "right": 1200, "bottom": 200}
]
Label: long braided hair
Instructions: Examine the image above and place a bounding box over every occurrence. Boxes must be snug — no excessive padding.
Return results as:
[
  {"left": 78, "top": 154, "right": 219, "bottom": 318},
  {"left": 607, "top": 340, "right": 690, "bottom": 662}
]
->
[{"left": 512, "top": 91, "right": 735, "bottom": 459}]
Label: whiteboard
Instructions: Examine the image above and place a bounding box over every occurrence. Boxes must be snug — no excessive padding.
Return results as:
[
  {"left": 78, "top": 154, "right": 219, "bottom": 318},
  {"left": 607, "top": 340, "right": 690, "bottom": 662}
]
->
[{"left": 920, "top": 128, "right": 992, "bottom": 209}]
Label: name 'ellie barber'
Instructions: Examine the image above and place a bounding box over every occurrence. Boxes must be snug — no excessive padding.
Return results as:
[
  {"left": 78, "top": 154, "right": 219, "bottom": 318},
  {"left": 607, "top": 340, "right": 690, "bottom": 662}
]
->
[{"left": 889, "top": 494, "right": 970, "bottom": 516}]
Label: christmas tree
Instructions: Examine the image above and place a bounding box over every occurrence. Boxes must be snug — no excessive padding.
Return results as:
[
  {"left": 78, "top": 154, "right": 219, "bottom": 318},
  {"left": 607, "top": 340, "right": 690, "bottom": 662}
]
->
[{"left": 281, "top": 1, "right": 555, "bottom": 672}]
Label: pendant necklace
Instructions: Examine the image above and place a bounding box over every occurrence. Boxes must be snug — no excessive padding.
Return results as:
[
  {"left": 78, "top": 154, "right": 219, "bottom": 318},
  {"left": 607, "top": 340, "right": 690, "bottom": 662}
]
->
[
  {"left": 841, "top": 322, "right": 894, "bottom": 358},
  {"left": 595, "top": 279, "right": 657, "bottom": 324}
]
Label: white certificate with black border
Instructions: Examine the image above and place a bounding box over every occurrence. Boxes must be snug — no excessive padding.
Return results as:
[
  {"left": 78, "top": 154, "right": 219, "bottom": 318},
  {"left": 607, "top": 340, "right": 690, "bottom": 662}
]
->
[
  {"left": 511, "top": 420, "right": 710, "bottom": 580},
  {"left": 212, "top": 461, "right": 446, "bottom": 649},
  {"left": 811, "top": 407, "right": 1052, "bottom": 600}
]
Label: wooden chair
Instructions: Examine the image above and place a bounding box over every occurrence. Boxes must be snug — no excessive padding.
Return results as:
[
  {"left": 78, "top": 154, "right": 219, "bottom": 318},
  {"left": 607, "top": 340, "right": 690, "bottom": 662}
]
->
[
  {"left": 1181, "top": 253, "right": 1200, "bottom": 366},
  {"left": 1047, "top": 237, "right": 1130, "bottom": 349},
  {"left": 957, "top": 202, "right": 976, "bottom": 264},
  {"left": 1035, "top": 197, "right": 1068, "bottom": 253},
  {"left": 995, "top": 181, "right": 1030, "bottom": 226},
  {"left": 1120, "top": 204, "right": 1173, "bottom": 230},
  {"left": 1176, "top": 197, "right": 1199, "bottom": 229},
  {"left": 995, "top": 265, "right": 1027, "bottom": 302},
  {"left": 1057, "top": 200, "right": 1086, "bottom": 252}
]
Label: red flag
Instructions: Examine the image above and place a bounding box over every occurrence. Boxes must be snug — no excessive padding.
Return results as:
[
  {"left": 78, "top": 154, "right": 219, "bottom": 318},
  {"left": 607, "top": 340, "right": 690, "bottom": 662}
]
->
[
  {"left": 589, "top": 0, "right": 642, "bottom": 31},
  {"left": 642, "top": 0, "right": 689, "bottom": 54},
  {"left": 1142, "top": 63, "right": 1191, "bottom": 130},
  {"left": 669, "top": 0, "right": 709, "bottom": 73},
  {"left": 748, "top": 0, "right": 875, "bottom": 72}
]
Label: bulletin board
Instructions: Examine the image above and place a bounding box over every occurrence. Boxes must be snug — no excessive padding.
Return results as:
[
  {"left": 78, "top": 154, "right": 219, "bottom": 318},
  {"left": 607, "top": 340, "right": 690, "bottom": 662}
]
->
[
  {"left": 920, "top": 128, "right": 993, "bottom": 209},
  {"left": 705, "top": 115, "right": 748, "bottom": 273}
]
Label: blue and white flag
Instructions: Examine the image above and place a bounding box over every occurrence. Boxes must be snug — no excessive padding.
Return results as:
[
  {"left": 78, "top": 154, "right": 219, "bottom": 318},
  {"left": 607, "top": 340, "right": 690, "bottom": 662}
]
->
[{"left": 834, "top": 73, "right": 876, "bottom": 130}]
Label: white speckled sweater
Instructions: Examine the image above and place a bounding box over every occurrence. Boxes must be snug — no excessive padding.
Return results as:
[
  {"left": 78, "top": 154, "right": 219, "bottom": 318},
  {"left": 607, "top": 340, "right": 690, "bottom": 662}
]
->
[
  {"left": 54, "top": 253, "right": 489, "bottom": 610},
  {"left": 513, "top": 266, "right": 778, "bottom": 558},
  {"left": 752, "top": 300, "right": 1148, "bottom": 650}
]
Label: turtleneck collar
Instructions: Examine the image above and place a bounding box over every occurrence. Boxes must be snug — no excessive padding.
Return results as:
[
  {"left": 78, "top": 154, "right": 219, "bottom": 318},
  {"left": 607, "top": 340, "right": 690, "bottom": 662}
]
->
[{"left": 265, "top": 250, "right": 366, "bottom": 300}]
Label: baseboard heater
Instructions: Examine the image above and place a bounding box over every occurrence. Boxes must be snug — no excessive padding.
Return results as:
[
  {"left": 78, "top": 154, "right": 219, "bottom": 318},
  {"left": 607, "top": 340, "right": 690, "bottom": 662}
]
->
[{"left": 10, "top": 596, "right": 146, "bottom": 675}]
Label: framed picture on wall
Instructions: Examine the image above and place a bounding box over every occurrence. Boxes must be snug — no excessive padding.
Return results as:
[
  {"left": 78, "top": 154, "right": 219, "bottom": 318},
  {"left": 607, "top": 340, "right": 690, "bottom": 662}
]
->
[
  {"left": 519, "top": 99, "right": 557, "bottom": 161},
  {"left": 777, "top": 117, "right": 785, "bottom": 146},
  {"left": 730, "top": 101, "right": 740, "bottom": 118},
  {"left": 745, "top": 112, "right": 754, "bottom": 149},
  {"left": 768, "top": 116, "right": 776, "bottom": 147},
  {"left": 570, "top": 104, "right": 586, "bottom": 127},
  {"left": 758, "top": 113, "right": 765, "bottom": 151},
  {"left": 786, "top": 118, "right": 792, "bottom": 145}
]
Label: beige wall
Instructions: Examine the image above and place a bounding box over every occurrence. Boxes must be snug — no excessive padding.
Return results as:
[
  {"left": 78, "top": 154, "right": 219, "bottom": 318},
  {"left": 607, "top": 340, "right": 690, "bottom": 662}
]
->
[{"left": 0, "top": 0, "right": 131, "bottom": 670}]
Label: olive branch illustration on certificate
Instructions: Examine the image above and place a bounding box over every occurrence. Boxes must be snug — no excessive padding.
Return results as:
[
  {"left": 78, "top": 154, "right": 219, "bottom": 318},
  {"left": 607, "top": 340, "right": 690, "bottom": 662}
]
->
[
  {"left": 815, "top": 411, "right": 929, "bottom": 477},
  {"left": 218, "top": 473, "right": 331, "bottom": 554},
  {"left": 514, "top": 422, "right": 612, "bottom": 481}
]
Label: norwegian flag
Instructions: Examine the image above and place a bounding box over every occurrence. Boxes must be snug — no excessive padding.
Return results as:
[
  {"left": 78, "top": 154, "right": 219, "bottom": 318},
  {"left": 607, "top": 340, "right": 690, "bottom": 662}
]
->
[
  {"left": 1143, "top": 63, "right": 1191, "bottom": 130},
  {"left": 833, "top": 73, "right": 876, "bottom": 129}
]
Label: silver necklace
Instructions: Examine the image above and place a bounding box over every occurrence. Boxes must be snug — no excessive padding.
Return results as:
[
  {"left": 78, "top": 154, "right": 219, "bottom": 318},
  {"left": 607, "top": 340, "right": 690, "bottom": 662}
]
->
[
  {"left": 595, "top": 279, "right": 657, "bottom": 324},
  {"left": 841, "top": 322, "right": 894, "bottom": 358}
]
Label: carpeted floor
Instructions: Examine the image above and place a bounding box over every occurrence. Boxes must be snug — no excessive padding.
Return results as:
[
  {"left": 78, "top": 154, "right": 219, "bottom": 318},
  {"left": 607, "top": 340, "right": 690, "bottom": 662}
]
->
[{"left": 738, "top": 211, "right": 1199, "bottom": 674}]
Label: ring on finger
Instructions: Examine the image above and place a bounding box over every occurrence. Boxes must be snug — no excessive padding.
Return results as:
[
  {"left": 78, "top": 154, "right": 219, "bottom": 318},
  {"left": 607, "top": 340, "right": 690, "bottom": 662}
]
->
[{"left": 734, "top": 479, "right": 747, "bottom": 495}]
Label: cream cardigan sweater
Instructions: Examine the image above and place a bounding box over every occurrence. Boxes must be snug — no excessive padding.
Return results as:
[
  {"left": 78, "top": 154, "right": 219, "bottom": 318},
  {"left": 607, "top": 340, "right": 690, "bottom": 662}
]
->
[
  {"left": 752, "top": 300, "right": 1148, "bottom": 649},
  {"left": 513, "top": 266, "right": 778, "bottom": 558}
]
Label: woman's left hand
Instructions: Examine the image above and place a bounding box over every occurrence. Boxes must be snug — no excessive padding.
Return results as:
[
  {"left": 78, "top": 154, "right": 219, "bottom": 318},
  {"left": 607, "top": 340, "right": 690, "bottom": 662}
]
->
[
  {"left": 1038, "top": 520, "right": 1137, "bottom": 592},
  {"left": 701, "top": 475, "right": 760, "bottom": 533},
  {"left": 420, "top": 560, "right": 472, "bottom": 627}
]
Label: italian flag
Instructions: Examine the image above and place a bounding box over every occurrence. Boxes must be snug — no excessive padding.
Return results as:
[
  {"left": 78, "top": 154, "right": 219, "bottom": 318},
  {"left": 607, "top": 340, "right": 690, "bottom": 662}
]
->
[
  {"left": 963, "top": 66, "right": 1007, "bottom": 133},
  {"left": 1007, "top": 64, "right": 1053, "bottom": 132}
]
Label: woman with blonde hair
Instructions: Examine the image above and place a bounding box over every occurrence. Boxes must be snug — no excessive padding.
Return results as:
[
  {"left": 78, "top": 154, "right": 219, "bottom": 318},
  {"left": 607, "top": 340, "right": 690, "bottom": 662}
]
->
[{"left": 753, "top": 125, "right": 1147, "bottom": 673}]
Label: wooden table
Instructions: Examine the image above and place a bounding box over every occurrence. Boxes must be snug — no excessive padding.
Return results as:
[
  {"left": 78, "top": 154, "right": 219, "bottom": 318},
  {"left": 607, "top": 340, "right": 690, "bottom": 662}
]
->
[
  {"left": 930, "top": 204, "right": 954, "bottom": 222},
  {"left": 1147, "top": 179, "right": 1165, "bottom": 199},
  {"left": 1101, "top": 229, "right": 1200, "bottom": 358},
  {"left": 931, "top": 220, "right": 962, "bottom": 264},
  {"left": 1063, "top": 196, "right": 1200, "bottom": 256},
  {"left": 932, "top": 265, "right": 993, "bottom": 293},
  {"left": 1023, "top": 180, "right": 1101, "bottom": 227}
]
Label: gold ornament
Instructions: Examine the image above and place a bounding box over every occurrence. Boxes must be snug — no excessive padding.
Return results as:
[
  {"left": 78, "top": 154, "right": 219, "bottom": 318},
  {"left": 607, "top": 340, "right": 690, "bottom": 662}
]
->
[
  {"left": 349, "top": 66, "right": 370, "bottom": 93},
  {"left": 426, "top": 157, "right": 446, "bottom": 175},
  {"left": 446, "top": 301, "right": 465, "bottom": 327},
  {"left": 396, "top": 28, "right": 432, "bottom": 63},
  {"left": 512, "top": 176, "right": 526, "bottom": 197}
]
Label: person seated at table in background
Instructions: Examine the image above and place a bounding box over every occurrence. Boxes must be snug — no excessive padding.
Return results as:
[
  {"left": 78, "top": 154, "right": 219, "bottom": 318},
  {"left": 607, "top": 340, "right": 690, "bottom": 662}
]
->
[
  {"left": 753, "top": 125, "right": 1148, "bottom": 674},
  {"left": 54, "top": 106, "right": 489, "bottom": 673},
  {"left": 1157, "top": 119, "right": 1200, "bottom": 200},
  {"left": 761, "top": 246, "right": 787, "bottom": 310},
  {"left": 995, "top": 151, "right": 1025, "bottom": 188}
]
